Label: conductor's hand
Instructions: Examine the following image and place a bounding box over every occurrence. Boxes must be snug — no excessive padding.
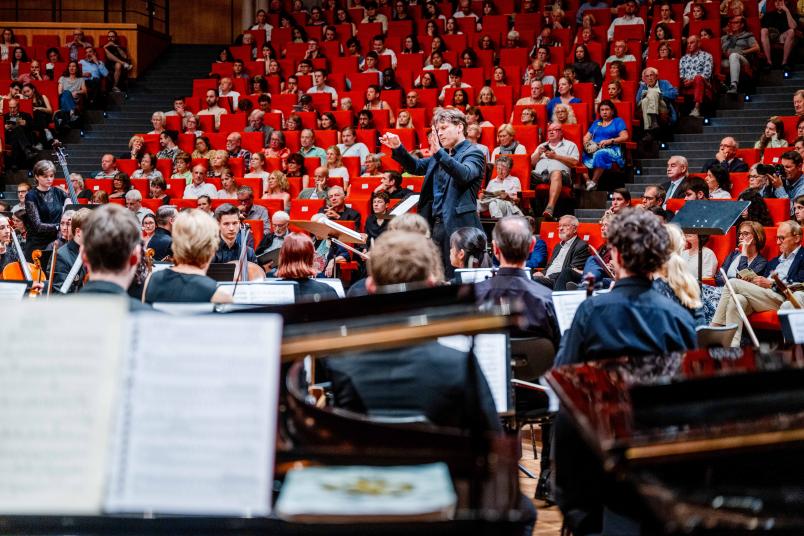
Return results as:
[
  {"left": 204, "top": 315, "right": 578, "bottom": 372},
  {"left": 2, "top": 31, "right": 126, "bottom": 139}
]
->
[
  {"left": 379, "top": 132, "right": 402, "bottom": 149},
  {"left": 428, "top": 128, "right": 441, "bottom": 154}
]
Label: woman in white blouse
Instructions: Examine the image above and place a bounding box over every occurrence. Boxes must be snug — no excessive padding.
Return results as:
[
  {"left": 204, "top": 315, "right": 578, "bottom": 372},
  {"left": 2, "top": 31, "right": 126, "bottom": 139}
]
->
[
  {"left": 681, "top": 233, "right": 718, "bottom": 279},
  {"left": 705, "top": 164, "right": 732, "bottom": 199}
]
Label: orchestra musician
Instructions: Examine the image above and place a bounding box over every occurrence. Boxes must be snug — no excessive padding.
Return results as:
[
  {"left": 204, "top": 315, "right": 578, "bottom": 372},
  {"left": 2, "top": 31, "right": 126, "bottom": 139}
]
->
[
  {"left": 47, "top": 209, "right": 74, "bottom": 251},
  {"left": 212, "top": 203, "right": 257, "bottom": 264},
  {"left": 77, "top": 204, "right": 151, "bottom": 311},
  {"left": 52, "top": 207, "right": 91, "bottom": 293},
  {"left": 23, "top": 160, "right": 68, "bottom": 259},
  {"left": 0, "top": 214, "right": 19, "bottom": 270},
  {"left": 143, "top": 209, "right": 233, "bottom": 304},
  {"left": 553, "top": 209, "right": 698, "bottom": 536},
  {"left": 276, "top": 232, "right": 339, "bottom": 302}
]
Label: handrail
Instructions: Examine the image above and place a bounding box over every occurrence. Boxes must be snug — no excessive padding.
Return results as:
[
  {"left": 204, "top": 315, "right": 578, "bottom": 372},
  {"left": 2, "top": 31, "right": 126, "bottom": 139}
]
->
[{"left": 7, "top": 0, "right": 170, "bottom": 34}]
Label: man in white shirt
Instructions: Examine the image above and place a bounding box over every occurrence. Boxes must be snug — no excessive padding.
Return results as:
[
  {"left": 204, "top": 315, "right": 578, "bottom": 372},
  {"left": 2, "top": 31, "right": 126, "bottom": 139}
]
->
[
  {"left": 607, "top": 0, "right": 645, "bottom": 41},
  {"left": 371, "top": 35, "right": 397, "bottom": 69},
  {"left": 197, "top": 89, "right": 227, "bottom": 130},
  {"left": 602, "top": 40, "right": 637, "bottom": 76},
  {"left": 362, "top": 2, "right": 389, "bottom": 32},
  {"left": 95, "top": 153, "right": 120, "bottom": 179},
  {"left": 124, "top": 190, "right": 153, "bottom": 224},
  {"left": 183, "top": 164, "right": 218, "bottom": 199},
  {"left": 306, "top": 69, "right": 339, "bottom": 108},
  {"left": 218, "top": 77, "right": 240, "bottom": 110},
  {"left": 531, "top": 123, "right": 580, "bottom": 219}
]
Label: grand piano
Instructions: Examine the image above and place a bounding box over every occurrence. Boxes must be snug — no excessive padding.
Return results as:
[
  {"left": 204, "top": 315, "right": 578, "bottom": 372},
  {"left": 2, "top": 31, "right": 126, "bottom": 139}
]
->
[{"left": 547, "top": 346, "right": 804, "bottom": 534}]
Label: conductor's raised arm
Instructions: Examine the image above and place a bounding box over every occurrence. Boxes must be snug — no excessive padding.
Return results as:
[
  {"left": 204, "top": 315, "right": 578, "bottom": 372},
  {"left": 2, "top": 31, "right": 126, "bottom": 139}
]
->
[{"left": 381, "top": 132, "right": 431, "bottom": 176}]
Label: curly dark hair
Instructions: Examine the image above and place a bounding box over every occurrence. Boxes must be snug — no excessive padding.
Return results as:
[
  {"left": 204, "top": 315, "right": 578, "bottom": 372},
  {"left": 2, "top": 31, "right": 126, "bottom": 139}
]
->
[
  {"left": 737, "top": 188, "right": 773, "bottom": 227},
  {"left": 607, "top": 209, "right": 670, "bottom": 277}
]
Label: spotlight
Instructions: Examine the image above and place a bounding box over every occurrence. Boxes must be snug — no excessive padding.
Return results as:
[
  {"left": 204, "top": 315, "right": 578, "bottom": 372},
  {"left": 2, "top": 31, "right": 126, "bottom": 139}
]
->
[
  {"left": 635, "top": 168, "right": 642, "bottom": 175},
  {"left": 744, "top": 95, "right": 751, "bottom": 102},
  {"left": 660, "top": 142, "right": 668, "bottom": 150},
  {"left": 784, "top": 71, "right": 790, "bottom": 79},
  {"left": 703, "top": 118, "right": 710, "bottom": 125}
]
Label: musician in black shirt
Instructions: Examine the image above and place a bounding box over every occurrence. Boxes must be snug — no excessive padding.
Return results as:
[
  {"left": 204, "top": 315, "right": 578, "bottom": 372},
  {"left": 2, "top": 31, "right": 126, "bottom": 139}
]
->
[
  {"left": 53, "top": 208, "right": 91, "bottom": 293},
  {"left": 23, "top": 160, "right": 67, "bottom": 259},
  {"left": 212, "top": 203, "right": 257, "bottom": 264},
  {"left": 0, "top": 215, "right": 20, "bottom": 270}
]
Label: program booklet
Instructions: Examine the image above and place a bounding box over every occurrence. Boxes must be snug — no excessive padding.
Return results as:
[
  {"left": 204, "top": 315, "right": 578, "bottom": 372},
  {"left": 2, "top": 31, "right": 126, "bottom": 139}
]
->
[{"left": 275, "top": 463, "right": 457, "bottom": 523}]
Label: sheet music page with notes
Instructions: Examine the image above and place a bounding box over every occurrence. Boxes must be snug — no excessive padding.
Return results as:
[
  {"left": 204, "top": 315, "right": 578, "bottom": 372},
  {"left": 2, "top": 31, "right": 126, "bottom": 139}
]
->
[
  {"left": 105, "top": 313, "right": 282, "bottom": 516},
  {"left": 551, "top": 291, "right": 588, "bottom": 334},
  {"left": 0, "top": 297, "right": 127, "bottom": 514},
  {"left": 437, "top": 334, "right": 509, "bottom": 413}
]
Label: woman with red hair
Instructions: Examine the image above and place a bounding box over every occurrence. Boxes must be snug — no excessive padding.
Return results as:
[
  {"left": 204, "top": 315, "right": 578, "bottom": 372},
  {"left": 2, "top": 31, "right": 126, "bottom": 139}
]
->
[{"left": 277, "top": 233, "right": 340, "bottom": 302}]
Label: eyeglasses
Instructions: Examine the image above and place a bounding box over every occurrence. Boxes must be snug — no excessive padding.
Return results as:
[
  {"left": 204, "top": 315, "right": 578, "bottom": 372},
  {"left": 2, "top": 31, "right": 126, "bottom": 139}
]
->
[
  {"left": 738, "top": 231, "right": 752, "bottom": 237},
  {"left": 748, "top": 174, "right": 761, "bottom": 178},
  {"left": 719, "top": 143, "right": 735, "bottom": 148},
  {"left": 777, "top": 234, "right": 791, "bottom": 241},
  {"left": 641, "top": 195, "right": 656, "bottom": 200}
]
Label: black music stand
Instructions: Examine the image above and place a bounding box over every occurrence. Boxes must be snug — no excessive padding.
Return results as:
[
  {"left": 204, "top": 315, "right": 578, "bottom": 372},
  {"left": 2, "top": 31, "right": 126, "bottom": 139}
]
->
[{"left": 671, "top": 200, "right": 749, "bottom": 284}]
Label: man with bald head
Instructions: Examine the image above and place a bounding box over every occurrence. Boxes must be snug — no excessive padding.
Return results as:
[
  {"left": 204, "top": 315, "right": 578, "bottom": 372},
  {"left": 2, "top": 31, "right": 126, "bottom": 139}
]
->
[
  {"left": 661, "top": 155, "right": 689, "bottom": 203},
  {"left": 701, "top": 136, "right": 748, "bottom": 173},
  {"left": 256, "top": 210, "right": 290, "bottom": 271},
  {"left": 226, "top": 131, "right": 251, "bottom": 162},
  {"left": 244, "top": 109, "right": 273, "bottom": 146}
]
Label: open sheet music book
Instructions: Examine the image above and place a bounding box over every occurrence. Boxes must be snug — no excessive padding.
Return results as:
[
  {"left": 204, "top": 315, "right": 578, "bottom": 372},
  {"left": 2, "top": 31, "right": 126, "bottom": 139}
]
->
[
  {"left": 437, "top": 333, "right": 510, "bottom": 413},
  {"left": 0, "top": 298, "right": 283, "bottom": 517},
  {"left": 390, "top": 195, "right": 420, "bottom": 216}
]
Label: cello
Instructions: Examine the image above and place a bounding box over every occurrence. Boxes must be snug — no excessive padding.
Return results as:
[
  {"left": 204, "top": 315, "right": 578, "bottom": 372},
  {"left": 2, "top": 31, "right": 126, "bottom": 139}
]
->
[{"left": 1, "top": 229, "right": 45, "bottom": 295}]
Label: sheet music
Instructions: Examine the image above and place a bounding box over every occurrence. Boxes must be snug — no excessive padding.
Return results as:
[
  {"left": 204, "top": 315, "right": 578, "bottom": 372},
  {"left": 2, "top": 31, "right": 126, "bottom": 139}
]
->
[
  {"left": 0, "top": 297, "right": 127, "bottom": 514},
  {"left": 438, "top": 334, "right": 509, "bottom": 413},
  {"left": 390, "top": 194, "right": 420, "bottom": 216},
  {"left": 455, "top": 268, "right": 496, "bottom": 283},
  {"left": 217, "top": 280, "right": 297, "bottom": 304},
  {"left": 106, "top": 313, "right": 283, "bottom": 516},
  {"left": 0, "top": 281, "right": 27, "bottom": 301},
  {"left": 316, "top": 277, "right": 345, "bottom": 298},
  {"left": 311, "top": 214, "right": 364, "bottom": 242},
  {"left": 551, "top": 291, "right": 588, "bottom": 335},
  {"left": 151, "top": 302, "right": 217, "bottom": 315},
  {"left": 778, "top": 310, "right": 804, "bottom": 343}
]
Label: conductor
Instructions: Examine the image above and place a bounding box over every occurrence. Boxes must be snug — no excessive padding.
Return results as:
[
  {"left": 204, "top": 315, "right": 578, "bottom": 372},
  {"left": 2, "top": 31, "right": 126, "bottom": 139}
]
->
[{"left": 381, "top": 108, "right": 485, "bottom": 276}]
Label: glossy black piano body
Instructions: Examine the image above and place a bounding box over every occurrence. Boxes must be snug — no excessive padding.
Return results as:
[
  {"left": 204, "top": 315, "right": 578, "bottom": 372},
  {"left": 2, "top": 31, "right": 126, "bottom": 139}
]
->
[{"left": 547, "top": 347, "right": 804, "bottom": 534}]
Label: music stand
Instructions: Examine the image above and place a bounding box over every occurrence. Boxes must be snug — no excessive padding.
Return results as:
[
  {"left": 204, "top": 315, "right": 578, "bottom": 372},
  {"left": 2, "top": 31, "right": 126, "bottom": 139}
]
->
[{"left": 671, "top": 200, "right": 749, "bottom": 283}]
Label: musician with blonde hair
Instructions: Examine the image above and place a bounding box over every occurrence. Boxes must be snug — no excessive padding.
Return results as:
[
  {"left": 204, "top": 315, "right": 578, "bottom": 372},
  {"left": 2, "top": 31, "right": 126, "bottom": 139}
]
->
[{"left": 652, "top": 223, "right": 705, "bottom": 325}]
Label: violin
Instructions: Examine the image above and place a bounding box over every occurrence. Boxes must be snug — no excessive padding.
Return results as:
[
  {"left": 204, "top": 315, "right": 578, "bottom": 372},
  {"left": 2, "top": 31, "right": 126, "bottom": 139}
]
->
[
  {"left": 230, "top": 224, "right": 265, "bottom": 282},
  {"left": 1, "top": 231, "right": 45, "bottom": 296}
]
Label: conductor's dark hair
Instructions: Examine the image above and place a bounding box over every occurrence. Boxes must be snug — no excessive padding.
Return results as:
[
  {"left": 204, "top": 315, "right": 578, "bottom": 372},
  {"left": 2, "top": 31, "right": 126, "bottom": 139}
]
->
[
  {"left": 492, "top": 216, "right": 532, "bottom": 264},
  {"left": 607, "top": 209, "right": 670, "bottom": 277}
]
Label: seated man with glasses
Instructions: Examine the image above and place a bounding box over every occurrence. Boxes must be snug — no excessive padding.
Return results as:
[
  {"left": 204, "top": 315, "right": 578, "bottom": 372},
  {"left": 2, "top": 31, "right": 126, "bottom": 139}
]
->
[
  {"left": 530, "top": 123, "right": 579, "bottom": 221},
  {"left": 712, "top": 220, "right": 804, "bottom": 346},
  {"left": 701, "top": 136, "right": 749, "bottom": 173}
]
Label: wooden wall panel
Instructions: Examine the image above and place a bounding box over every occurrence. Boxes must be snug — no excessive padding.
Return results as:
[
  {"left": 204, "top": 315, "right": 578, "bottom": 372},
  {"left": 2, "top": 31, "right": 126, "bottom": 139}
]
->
[{"left": 170, "top": 0, "right": 243, "bottom": 45}]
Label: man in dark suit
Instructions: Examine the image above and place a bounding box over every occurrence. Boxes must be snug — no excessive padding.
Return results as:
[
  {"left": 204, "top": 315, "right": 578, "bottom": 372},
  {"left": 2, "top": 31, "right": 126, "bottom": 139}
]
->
[
  {"left": 78, "top": 204, "right": 151, "bottom": 311},
  {"left": 534, "top": 215, "right": 590, "bottom": 290},
  {"left": 148, "top": 205, "right": 175, "bottom": 261},
  {"left": 713, "top": 220, "right": 804, "bottom": 346},
  {"left": 381, "top": 108, "right": 485, "bottom": 276},
  {"left": 700, "top": 136, "right": 749, "bottom": 173},
  {"left": 53, "top": 208, "right": 91, "bottom": 294},
  {"left": 660, "top": 155, "right": 689, "bottom": 205},
  {"left": 317, "top": 185, "right": 362, "bottom": 230}
]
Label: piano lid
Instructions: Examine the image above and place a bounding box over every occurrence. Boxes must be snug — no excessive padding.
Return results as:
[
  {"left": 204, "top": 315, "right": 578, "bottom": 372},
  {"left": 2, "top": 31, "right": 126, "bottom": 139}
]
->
[{"left": 546, "top": 347, "right": 804, "bottom": 468}]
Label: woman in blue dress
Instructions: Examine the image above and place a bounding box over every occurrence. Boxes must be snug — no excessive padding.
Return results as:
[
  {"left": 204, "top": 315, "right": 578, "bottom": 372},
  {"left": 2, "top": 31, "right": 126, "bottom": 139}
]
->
[{"left": 582, "top": 99, "right": 629, "bottom": 190}]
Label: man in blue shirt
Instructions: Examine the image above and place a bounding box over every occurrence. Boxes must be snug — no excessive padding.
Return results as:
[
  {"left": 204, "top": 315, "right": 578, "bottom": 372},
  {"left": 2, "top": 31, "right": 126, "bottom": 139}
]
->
[
  {"left": 553, "top": 209, "right": 697, "bottom": 535},
  {"left": 78, "top": 46, "right": 109, "bottom": 107},
  {"left": 382, "top": 108, "right": 485, "bottom": 276}
]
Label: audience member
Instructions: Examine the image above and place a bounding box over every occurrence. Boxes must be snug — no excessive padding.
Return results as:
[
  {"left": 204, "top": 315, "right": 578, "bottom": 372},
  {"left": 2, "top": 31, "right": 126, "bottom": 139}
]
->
[
  {"left": 701, "top": 137, "right": 749, "bottom": 172},
  {"left": 534, "top": 215, "right": 589, "bottom": 290},
  {"left": 679, "top": 35, "right": 713, "bottom": 118}
]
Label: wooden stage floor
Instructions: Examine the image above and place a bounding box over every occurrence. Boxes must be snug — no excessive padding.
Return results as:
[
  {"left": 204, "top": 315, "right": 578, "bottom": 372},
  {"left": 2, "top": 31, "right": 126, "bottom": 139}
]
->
[{"left": 519, "top": 428, "right": 562, "bottom": 535}]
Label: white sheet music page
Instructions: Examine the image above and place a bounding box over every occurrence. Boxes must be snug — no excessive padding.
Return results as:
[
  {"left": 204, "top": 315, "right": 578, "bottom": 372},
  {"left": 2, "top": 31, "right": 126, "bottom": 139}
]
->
[
  {"left": 437, "top": 334, "right": 508, "bottom": 413},
  {"left": 0, "top": 281, "right": 28, "bottom": 301},
  {"left": 0, "top": 297, "right": 127, "bottom": 514},
  {"left": 551, "top": 290, "right": 588, "bottom": 334},
  {"left": 105, "top": 313, "right": 282, "bottom": 516}
]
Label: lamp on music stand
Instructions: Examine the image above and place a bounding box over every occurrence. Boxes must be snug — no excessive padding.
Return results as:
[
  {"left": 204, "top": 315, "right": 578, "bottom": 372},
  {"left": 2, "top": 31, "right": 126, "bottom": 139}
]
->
[{"left": 670, "top": 200, "right": 750, "bottom": 284}]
